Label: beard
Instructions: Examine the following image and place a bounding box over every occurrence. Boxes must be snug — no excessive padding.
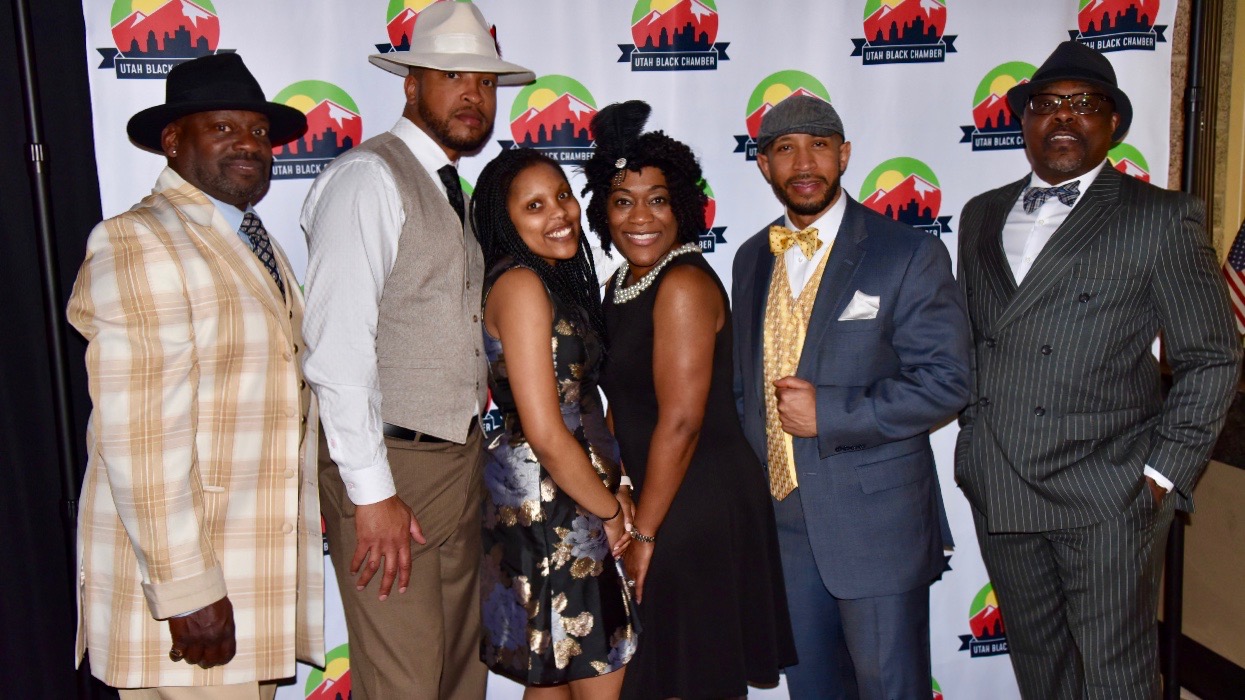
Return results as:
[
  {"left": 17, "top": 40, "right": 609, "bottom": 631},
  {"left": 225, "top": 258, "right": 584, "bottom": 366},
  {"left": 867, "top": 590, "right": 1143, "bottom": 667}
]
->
[
  {"left": 772, "top": 176, "right": 839, "bottom": 219},
  {"left": 419, "top": 100, "right": 493, "bottom": 154},
  {"left": 190, "top": 154, "right": 270, "bottom": 205}
]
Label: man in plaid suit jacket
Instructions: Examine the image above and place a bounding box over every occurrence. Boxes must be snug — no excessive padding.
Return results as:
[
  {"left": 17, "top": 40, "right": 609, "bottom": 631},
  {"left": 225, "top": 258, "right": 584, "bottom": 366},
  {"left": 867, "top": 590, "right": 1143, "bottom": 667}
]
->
[{"left": 67, "top": 54, "right": 323, "bottom": 698}]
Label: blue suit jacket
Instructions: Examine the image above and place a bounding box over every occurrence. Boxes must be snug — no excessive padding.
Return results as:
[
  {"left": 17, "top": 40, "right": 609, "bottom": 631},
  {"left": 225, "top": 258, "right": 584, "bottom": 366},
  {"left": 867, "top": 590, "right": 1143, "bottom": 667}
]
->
[{"left": 732, "top": 197, "right": 971, "bottom": 599}]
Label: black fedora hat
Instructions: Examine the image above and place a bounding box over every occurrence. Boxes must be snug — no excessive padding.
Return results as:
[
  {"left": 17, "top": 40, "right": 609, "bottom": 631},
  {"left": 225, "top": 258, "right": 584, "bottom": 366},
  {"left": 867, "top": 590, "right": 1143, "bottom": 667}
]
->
[
  {"left": 1006, "top": 41, "right": 1132, "bottom": 141},
  {"left": 126, "top": 53, "right": 307, "bottom": 152}
]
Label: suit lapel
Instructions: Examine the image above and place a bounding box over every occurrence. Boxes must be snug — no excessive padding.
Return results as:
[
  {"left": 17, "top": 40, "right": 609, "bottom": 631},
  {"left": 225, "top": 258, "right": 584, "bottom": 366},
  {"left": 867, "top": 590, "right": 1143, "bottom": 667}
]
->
[
  {"left": 977, "top": 178, "right": 1027, "bottom": 307},
  {"left": 156, "top": 169, "right": 291, "bottom": 336},
  {"left": 992, "top": 167, "right": 1123, "bottom": 333},
  {"left": 749, "top": 217, "right": 782, "bottom": 389},
  {"left": 796, "top": 198, "right": 867, "bottom": 377}
]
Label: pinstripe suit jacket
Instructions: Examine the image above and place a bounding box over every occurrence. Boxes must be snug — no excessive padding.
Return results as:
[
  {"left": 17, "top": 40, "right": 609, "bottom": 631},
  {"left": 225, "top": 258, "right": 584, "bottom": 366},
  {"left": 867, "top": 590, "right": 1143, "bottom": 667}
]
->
[
  {"left": 955, "top": 165, "right": 1241, "bottom": 533},
  {"left": 67, "top": 168, "right": 325, "bottom": 688}
]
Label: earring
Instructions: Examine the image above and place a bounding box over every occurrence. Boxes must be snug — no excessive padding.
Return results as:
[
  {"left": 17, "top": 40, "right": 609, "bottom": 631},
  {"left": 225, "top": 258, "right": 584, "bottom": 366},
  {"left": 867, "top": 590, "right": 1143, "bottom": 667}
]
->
[{"left": 170, "top": 149, "right": 177, "bottom": 156}]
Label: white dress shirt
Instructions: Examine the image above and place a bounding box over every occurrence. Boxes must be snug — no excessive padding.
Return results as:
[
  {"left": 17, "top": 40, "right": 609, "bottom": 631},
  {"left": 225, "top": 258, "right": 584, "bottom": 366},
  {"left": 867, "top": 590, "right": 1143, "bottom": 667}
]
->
[
  {"left": 300, "top": 117, "right": 455, "bottom": 506},
  {"left": 1002, "top": 160, "right": 1173, "bottom": 492},
  {"left": 783, "top": 191, "right": 847, "bottom": 296}
]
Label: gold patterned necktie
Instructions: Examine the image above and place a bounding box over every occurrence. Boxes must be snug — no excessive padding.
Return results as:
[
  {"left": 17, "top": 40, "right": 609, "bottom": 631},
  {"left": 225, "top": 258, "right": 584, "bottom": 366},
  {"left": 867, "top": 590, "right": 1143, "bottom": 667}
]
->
[{"left": 769, "top": 225, "right": 822, "bottom": 259}]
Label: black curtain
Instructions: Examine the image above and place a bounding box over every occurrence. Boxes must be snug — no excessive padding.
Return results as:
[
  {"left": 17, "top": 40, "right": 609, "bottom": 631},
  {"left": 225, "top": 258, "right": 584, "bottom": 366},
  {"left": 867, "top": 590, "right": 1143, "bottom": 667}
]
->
[{"left": 1, "top": 0, "right": 112, "bottom": 696}]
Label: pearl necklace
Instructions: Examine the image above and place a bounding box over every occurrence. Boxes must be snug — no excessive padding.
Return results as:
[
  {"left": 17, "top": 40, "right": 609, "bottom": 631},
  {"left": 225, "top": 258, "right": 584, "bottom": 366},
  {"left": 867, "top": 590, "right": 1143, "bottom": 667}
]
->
[{"left": 611, "top": 242, "right": 702, "bottom": 304}]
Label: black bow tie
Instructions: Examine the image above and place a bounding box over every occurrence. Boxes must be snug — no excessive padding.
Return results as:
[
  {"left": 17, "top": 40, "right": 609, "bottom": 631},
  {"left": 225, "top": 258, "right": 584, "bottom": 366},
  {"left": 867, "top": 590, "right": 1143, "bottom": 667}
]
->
[{"left": 1022, "top": 182, "right": 1080, "bottom": 214}]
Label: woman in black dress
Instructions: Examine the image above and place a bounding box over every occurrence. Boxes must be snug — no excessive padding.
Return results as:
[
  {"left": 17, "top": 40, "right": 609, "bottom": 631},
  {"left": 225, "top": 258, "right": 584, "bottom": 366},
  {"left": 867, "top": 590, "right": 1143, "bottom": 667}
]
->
[
  {"left": 472, "top": 149, "right": 637, "bottom": 697},
  {"left": 584, "top": 102, "right": 797, "bottom": 699}
]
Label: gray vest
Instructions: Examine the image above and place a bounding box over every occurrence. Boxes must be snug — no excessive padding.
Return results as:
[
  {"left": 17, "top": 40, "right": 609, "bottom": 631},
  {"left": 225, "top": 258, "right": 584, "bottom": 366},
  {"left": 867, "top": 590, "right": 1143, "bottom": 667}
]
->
[{"left": 362, "top": 132, "right": 486, "bottom": 442}]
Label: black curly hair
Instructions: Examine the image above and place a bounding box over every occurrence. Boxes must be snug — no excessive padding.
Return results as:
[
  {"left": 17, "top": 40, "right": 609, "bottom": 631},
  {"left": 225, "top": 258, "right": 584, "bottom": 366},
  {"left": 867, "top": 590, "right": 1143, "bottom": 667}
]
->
[
  {"left": 581, "top": 101, "right": 707, "bottom": 254},
  {"left": 470, "top": 148, "right": 606, "bottom": 343}
]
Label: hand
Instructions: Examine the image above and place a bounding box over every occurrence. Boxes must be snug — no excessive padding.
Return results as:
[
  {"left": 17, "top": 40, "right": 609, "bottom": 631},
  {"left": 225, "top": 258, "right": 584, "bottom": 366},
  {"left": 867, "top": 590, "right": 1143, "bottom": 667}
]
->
[
  {"left": 351, "top": 495, "right": 426, "bottom": 600},
  {"left": 167, "top": 597, "right": 235, "bottom": 669},
  {"left": 624, "top": 540, "right": 654, "bottom": 604},
  {"left": 604, "top": 513, "right": 631, "bottom": 558},
  {"left": 774, "top": 376, "right": 817, "bottom": 438},
  {"left": 615, "top": 487, "right": 636, "bottom": 531},
  {"left": 1146, "top": 476, "right": 1167, "bottom": 509}
]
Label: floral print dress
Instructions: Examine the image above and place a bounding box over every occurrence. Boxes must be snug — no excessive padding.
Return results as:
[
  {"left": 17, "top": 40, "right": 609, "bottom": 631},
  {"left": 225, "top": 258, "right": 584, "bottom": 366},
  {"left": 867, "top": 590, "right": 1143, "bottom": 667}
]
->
[{"left": 479, "top": 259, "right": 637, "bottom": 685}]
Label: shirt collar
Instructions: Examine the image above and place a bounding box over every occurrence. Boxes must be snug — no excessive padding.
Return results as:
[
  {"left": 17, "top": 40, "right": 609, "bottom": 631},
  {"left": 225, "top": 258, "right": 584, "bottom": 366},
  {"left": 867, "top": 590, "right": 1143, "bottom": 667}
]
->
[
  {"left": 1029, "top": 158, "right": 1109, "bottom": 206},
  {"left": 202, "top": 193, "right": 250, "bottom": 234},
  {"left": 391, "top": 116, "right": 456, "bottom": 179},
  {"left": 785, "top": 190, "right": 848, "bottom": 245}
]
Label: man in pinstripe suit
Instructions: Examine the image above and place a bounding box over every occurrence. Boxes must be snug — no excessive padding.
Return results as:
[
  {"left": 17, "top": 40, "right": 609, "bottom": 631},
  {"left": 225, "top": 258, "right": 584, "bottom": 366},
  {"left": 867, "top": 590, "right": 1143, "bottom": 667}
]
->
[{"left": 957, "top": 41, "right": 1241, "bottom": 700}]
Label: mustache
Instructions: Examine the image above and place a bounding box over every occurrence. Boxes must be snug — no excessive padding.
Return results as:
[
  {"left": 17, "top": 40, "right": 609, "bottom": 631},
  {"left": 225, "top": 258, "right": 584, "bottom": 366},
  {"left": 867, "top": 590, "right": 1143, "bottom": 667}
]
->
[
  {"left": 222, "top": 153, "right": 264, "bottom": 164},
  {"left": 784, "top": 175, "right": 830, "bottom": 188}
]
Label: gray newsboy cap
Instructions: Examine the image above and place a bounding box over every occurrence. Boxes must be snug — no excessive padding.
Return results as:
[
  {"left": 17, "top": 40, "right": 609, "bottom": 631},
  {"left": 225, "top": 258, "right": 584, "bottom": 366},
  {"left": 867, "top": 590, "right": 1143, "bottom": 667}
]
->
[{"left": 757, "top": 95, "right": 845, "bottom": 153}]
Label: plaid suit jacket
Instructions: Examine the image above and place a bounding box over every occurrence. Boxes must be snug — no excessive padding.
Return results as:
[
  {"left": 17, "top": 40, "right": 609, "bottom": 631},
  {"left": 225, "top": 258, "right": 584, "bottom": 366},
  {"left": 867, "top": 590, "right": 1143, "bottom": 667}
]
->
[{"left": 68, "top": 168, "right": 324, "bottom": 688}]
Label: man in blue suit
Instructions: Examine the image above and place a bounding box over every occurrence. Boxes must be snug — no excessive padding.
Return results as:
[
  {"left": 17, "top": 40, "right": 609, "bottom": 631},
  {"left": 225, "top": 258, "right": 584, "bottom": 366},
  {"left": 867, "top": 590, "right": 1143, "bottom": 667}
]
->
[{"left": 732, "top": 96, "right": 972, "bottom": 699}]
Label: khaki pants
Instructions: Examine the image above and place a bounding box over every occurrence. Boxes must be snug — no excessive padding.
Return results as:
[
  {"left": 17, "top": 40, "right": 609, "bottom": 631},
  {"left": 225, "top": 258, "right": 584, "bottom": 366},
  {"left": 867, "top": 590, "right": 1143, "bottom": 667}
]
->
[
  {"left": 319, "top": 426, "right": 487, "bottom": 700},
  {"left": 120, "top": 682, "right": 277, "bottom": 700}
]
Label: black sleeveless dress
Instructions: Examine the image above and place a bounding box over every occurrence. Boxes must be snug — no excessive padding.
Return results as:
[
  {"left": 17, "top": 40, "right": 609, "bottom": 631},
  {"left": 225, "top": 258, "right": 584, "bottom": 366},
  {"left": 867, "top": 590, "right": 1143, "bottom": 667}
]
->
[
  {"left": 480, "top": 259, "right": 637, "bottom": 685},
  {"left": 601, "top": 252, "right": 796, "bottom": 699}
]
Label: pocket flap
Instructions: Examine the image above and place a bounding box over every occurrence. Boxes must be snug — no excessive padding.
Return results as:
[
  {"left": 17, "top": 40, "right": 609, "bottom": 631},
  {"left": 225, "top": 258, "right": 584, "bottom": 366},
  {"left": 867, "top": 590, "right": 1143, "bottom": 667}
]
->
[{"left": 854, "top": 447, "right": 929, "bottom": 494}]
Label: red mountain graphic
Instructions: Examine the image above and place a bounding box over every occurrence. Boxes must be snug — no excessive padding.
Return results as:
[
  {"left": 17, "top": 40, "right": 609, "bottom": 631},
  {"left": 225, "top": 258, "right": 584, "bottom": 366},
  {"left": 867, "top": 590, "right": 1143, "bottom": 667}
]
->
[
  {"left": 972, "top": 84, "right": 1024, "bottom": 131},
  {"left": 864, "top": 0, "right": 946, "bottom": 42},
  {"left": 306, "top": 669, "right": 351, "bottom": 700},
  {"left": 1113, "top": 158, "right": 1150, "bottom": 182},
  {"left": 111, "top": 0, "right": 219, "bottom": 54},
  {"left": 746, "top": 88, "right": 823, "bottom": 138},
  {"left": 306, "top": 100, "right": 361, "bottom": 148},
  {"left": 632, "top": 0, "right": 719, "bottom": 46},
  {"left": 863, "top": 174, "right": 942, "bottom": 220},
  {"left": 387, "top": 7, "right": 419, "bottom": 47},
  {"left": 512, "top": 93, "right": 595, "bottom": 144},
  {"left": 1078, "top": 0, "right": 1159, "bottom": 32},
  {"left": 970, "top": 604, "right": 1005, "bottom": 639}
]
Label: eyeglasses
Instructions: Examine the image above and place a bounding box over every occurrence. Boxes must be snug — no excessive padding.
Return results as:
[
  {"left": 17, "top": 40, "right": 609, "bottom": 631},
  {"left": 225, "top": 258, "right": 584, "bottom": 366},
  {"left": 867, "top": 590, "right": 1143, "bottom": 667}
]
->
[{"left": 1027, "top": 92, "right": 1113, "bottom": 116}]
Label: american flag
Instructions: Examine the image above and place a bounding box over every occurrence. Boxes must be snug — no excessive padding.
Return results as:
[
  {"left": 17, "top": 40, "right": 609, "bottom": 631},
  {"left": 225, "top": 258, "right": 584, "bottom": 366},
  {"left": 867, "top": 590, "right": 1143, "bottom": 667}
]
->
[{"left": 1224, "top": 218, "right": 1245, "bottom": 334}]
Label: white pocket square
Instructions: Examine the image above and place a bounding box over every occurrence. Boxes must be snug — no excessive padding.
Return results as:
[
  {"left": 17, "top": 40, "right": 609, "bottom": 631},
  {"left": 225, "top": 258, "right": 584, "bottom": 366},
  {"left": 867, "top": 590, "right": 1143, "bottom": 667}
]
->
[{"left": 838, "top": 290, "right": 880, "bottom": 321}]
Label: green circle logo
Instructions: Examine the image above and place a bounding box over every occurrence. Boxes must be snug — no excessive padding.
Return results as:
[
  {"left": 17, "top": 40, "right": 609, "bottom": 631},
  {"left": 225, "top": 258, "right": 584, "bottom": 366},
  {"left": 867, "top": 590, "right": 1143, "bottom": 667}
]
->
[
  {"left": 971, "top": 62, "right": 1035, "bottom": 132},
  {"left": 745, "top": 70, "right": 831, "bottom": 139},
  {"left": 1108, "top": 142, "right": 1151, "bottom": 181},
  {"left": 109, "top": 0, "right": 220, "bottom": 55},
  {"left": 509, "top": 75, "right": 598, "bottom": 148},
  {"left": 859, "top": 157, "right": 942, "bottom": 225},
  {"left": 304, "top": 643, "right": 351, "bottom": 700}
]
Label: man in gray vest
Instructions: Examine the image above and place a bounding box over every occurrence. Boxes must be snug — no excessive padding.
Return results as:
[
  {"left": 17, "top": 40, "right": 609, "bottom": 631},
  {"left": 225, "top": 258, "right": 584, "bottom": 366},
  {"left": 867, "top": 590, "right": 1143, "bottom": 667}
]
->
[{"left": 300, "top": 3, "right": 533, "bottom": 698}]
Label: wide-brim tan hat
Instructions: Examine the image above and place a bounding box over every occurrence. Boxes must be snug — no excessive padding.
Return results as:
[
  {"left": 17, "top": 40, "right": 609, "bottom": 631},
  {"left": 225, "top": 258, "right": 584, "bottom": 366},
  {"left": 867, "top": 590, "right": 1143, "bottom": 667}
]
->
[{"left": 368, "top": 2, "right": 534, "bottom": 86}]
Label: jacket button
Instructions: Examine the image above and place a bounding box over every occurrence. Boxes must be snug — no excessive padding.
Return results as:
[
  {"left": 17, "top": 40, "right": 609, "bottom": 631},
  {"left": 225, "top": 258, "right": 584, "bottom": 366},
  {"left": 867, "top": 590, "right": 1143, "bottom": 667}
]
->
[
  {"left": 299, "top": 380, "right": 306, "bottom": 390},
  {"left": 283, "top": 352, "right": 292, "bottom": 362},
  {"left": 1041, "top": 345, "right": 1052, "bottom": 355},
  {"left": 1078, "top": 292, "right": 1091, "bottom": 303},
  {"left": 476, "top": 349, "right": 481, "bottom": 356},
  {"left": 979, "top": 397, "right": 990, "bottom": 408},
  {"left": 282, "top": 523, "right": 294, "bottom": 534},
  {"left": 473, "top": 315, "right": 479, "bottom": 323},
  {"left": 986, "top": 337, "right": 997, "bottom": 348},
  {"left": 1034, "top": 406, "right": 1046, "bottom": 416}
]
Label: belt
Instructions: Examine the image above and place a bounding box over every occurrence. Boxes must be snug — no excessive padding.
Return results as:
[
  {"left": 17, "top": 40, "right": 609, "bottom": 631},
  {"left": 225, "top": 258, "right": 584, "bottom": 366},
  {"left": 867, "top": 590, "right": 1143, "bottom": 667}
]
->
[{"left": 382, "top": 421, "right": 476, "bottom": 444}]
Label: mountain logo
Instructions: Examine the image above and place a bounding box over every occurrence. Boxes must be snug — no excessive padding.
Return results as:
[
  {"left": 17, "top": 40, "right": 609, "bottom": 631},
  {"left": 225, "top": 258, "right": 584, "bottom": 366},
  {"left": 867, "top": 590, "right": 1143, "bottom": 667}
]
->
[
  {"left": 1071, "top": 0, "right": 1167, "bottom": 52},
  {"left": 958, "top": 582, "right": 1009, "bottom": 657},
  {"left": 271, "top": 81, "right": 362, "bottom": 180},
  {"left": 618, "top": 0, "right": 730, "bottom": 72},
  {"left": 496, "top": 75, "right": 598, "bottom": 164},
  {"left": 375, "top": 0, "right": 461, "bottom": 53},
  {"left": 859, "top": 158, "right": 952, "bottom": 237},
  {"left": 699, "top": 179, "right": 727, "bottom": 253},
  {"left": 305, "top": 643, "right": 351, "bottom": 700},
  {"left": 1108, "top": 142, "right": 1151, "bottom": 182},
  {"left": 850, "top": 0, "right": 957, "bottom": 65},
  {"left": 932, "top": 677, "right": 945, "bottom": 700},
  {"left": 98, "top": 0, "right": 225, "bottom": 78},
  {"left": 959, "top": 61, "right": 1035, "bottom": 151},
  {"left": 733, "top": 70, "right": 832, "bottom": 161}
]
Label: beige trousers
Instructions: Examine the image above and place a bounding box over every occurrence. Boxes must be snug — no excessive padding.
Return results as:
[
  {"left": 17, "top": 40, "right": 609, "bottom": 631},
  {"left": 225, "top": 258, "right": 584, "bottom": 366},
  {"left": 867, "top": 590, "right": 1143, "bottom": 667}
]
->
[
  {"left": 119, "top": 682, "right": 277, "bottom": 700},
  {"left": 319, "top": 426, "right": 487, "bottom": 700}
]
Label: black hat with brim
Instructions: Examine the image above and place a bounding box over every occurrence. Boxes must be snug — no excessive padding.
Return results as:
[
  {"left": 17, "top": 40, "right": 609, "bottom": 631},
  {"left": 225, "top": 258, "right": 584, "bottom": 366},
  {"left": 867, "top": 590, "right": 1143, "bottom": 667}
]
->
[
  {"left": 1006, "top": 40, "right": 1132, "bottom": 142},
  {"left": 126, "top": 53, "right": 307, "bottom": 153}
]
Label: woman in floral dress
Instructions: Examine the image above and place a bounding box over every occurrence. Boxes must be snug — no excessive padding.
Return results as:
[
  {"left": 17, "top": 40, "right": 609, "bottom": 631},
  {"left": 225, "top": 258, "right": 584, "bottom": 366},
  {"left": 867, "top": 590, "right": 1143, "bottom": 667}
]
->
[{"left": 472, "top": 148, "right": 636, "bottom": 697}]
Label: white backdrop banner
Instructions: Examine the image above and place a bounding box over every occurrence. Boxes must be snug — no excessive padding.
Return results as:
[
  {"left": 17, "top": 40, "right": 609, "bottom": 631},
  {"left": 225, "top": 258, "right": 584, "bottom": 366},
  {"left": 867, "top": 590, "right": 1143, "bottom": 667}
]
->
[{"left": 82, "top": 1, "right": 1177, "bottom": 698}]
